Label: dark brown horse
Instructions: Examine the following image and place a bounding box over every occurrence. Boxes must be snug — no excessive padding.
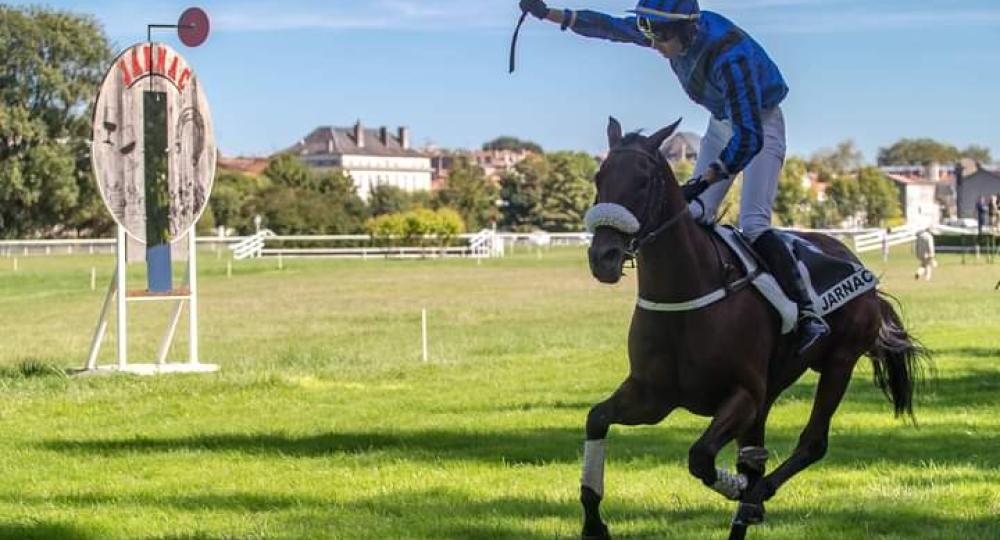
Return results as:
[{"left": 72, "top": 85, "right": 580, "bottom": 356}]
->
[{"left": 579, "top": 117, "right": 929, "bottom": 540}]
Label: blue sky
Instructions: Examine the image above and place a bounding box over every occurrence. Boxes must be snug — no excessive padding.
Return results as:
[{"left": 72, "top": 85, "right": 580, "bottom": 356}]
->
[{"left": 13, "top": 0, "right": 1000, "bottom": 162}]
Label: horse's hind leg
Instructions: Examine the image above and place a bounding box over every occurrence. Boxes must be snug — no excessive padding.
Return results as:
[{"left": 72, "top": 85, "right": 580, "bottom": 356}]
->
[
  {"left": 749, "top": 358, "right": 857, "bottom": 503},
  {"left": 581, "top": 377, "right": 674, "bottom": 540},
  {"left": 687, "top": 387, "right": 762, "bottom": 499}
]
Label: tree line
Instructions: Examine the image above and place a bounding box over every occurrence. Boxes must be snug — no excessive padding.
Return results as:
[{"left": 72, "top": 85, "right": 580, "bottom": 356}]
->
[{"left": 207, "top": 150, "right": 598, "bottom": 236}]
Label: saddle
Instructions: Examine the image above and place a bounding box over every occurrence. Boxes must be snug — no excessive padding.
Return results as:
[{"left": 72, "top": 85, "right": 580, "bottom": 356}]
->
[{"left": 714, "top": 226, "right": 879, "bottom": 334}]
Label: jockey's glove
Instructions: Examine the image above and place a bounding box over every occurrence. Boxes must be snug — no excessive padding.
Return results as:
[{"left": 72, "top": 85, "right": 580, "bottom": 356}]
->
[
  {"left": 682, "top": 177, "right": 710, "bottom": 202},
  {"left": 520, "top": 0, "right": 549, "bottom": 19}
]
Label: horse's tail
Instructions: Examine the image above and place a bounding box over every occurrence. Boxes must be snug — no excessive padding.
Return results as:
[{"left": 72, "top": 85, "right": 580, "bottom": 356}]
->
[{"left": 867, "top": 291, "right": 931, "bottom": 418}]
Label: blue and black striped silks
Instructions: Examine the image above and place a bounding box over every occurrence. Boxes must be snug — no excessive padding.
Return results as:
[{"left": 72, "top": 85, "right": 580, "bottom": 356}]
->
[
  {"left": 568, "top": 10, "right": 788, "bottom": 177},
  {"left": 628, "top": 0, "right": 700, "bottom": 22}
]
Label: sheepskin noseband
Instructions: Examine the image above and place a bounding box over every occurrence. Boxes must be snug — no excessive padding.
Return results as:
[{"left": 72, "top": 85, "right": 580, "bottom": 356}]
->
[{"left": 585, "top": 203, "right": 641, "bottom": 235}]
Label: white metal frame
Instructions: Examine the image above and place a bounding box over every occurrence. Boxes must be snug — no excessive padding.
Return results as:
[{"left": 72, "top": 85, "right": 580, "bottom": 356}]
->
[{"left": 82, "top": 227, "right": 218, "bottom": 375}]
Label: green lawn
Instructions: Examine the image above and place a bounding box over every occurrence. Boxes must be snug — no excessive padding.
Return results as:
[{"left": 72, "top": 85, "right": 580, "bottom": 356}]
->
[{"left": 0, "top": 245, "right": 997, "bottom": 540}]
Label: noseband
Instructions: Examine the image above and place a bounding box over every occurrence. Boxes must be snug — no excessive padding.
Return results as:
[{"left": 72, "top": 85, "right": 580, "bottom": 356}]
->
[{"left": 585, "top": 145, "right": 690, "bottom": 257}]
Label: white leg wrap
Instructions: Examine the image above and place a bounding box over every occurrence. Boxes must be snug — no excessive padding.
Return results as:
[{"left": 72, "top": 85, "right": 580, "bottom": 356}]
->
[
  {"left": 581, "top": 439, "right": 607, "bottom": 497},
  {"left": 711, "top": 468, "right": 748, "bottom": 500}
]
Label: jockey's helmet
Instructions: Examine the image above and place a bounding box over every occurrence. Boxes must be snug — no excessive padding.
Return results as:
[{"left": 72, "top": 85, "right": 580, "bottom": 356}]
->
[
  {"left": 629, "top": 0, "right": 700, "bottom": 24},
  {"left": 630, "top": 0, "right": 700, "bottom": 45}
]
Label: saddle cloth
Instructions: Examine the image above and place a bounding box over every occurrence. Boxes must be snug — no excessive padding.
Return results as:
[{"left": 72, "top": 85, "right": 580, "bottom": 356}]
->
[{"left": 714, "top": 226, "right": 879, "bottom": 335}]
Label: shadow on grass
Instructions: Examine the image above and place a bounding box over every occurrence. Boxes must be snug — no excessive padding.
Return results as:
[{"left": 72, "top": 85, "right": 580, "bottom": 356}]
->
[
  {"left": 0, "top": 522, "right": 97, "bottom": 540},
  {"left": 774, "top": 367, "right": 999, "bottom": 413},
  {"left": 10, "top": 488, "right": 995, "bottom": 540},
  {"left": 39, "top": 419, "right": 998, "bottom": 470}
]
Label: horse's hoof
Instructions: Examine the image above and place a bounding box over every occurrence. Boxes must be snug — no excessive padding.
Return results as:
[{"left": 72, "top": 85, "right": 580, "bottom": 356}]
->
[
  {"left": 733, "top": 501, "right": 766, "bottom": 526},
  {"left": 582, "top": 522, "right": 611, "bottom": 540}
]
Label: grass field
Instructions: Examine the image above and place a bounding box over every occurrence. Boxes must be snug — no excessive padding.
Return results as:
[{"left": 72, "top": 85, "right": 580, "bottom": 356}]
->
[{"left": 0, "top": 245, "right": 997, "bottom": 540}]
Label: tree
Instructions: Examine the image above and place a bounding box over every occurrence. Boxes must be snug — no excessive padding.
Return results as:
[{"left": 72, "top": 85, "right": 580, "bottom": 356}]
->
[
  {"left": 434, "top": 156, "right": 497, "bottom": 231},
  {"left": 774, "top": 157, "right": 810, "bottom": 227},
  {"left": 0, "top": 6, "right": 112, "bottom": 237},
  {"left": 482, "top": 136, "right": 542, "bottom": 154},
  {"left": 263, "top": 154, "right": 313, "bottom": 190},
  {"left": 809, "top": 140, "right": 863, "bottom": 181},
  {"left": 209, "top": 169, "right": 270, "bottom": 233},
  {"left": 499, "top": 154, "right": 547, "bottom": 231},
  {"left": 367, "top": 208, "right": 465, "bottom": 249},
  {"left": 877, "top": 138, "right": 960, "bottom": 166},
  {"left": 826, "top": 177, "right": 863, "bottom": 225},
  {"left": 369, "top": 185, "right": 415, "bottom": 217},
  {"left": 857, "top": 166, "right": 902, "bottom": 227},
  {"left": 249, "top": 185, "right": 366, "bottom": 235},
  {"left": 539, "top": 151, "right": 597, "bottom": 231},
  {"left": 961, "top": 145, "right": 992, "bottom": 165},
  {"left": 807, "top": 198, "right": 838, "bottom": 229}
]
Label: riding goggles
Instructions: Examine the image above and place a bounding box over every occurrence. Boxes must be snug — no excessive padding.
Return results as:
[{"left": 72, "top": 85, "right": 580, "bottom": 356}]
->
[{"left": 636, "top": 16, "right": 675, "bottom": 42}]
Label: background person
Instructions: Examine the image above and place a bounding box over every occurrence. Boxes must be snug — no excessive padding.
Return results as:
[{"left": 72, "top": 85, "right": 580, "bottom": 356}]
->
[{"left": 915, "top": 228, "right": 936, "bottom": 281}]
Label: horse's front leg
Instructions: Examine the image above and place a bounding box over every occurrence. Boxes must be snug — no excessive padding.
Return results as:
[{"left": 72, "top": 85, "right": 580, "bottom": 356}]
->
[
  {"left": 687, "top": 387, "right": 762, "bottom": 500},
  {"left": 581, "top": 377, "right": 674, "bottom": 540},
  {"left": 726, "top": 401, "right": 776, "bottom": 540}
]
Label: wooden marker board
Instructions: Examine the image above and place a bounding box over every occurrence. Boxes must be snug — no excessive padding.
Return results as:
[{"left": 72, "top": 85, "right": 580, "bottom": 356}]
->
[{"left": 92, "top": 42, "right": 216, "bottom": 263}]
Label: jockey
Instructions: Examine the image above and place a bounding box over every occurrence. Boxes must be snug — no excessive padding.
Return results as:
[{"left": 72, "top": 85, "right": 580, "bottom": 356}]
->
[{"left": 519, "top": 0, "right": 828, "bottom": 354}]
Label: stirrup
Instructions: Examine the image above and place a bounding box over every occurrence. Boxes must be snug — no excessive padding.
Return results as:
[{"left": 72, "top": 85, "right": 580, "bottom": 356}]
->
[{"left": 795, "top": 310, "right": 829, "bottom": 354}]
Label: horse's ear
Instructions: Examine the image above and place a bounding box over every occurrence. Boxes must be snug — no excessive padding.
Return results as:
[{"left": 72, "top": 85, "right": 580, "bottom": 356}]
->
[
  {"left": 645, "top": 118, "right": 683, "bottom": 154},
  {"left": 607, "top": 116, "right": 623, "bottom": 149}
]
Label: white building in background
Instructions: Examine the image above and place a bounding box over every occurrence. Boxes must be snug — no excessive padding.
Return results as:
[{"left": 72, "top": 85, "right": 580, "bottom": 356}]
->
[{"left": 285, "top": 121, "right": 432, "bottom": 200}]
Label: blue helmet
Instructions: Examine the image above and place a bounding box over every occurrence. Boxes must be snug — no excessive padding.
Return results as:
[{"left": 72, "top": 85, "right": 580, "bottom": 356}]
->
[{"left": 628, "top": 0, "right": 700, "bottom": 23}]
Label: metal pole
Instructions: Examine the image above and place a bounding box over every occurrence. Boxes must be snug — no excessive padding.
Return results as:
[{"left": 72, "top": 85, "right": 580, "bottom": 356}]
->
[
  {"left": 157, "top": 299, "right": 185, "bottom": 366},
  {"left": 116, "top": 226, "right": 128, "bottom": 370},
  {"left": 85, "top": 269, "right": 117, "bottom": 371},
  {"left": 188, "top": 232, "right": 200, "bottom": 365}
]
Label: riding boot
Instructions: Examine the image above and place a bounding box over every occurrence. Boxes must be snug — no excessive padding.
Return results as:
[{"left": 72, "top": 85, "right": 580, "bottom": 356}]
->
[{"left": 753, "top": 230, "right": 830, "bottom": 355}]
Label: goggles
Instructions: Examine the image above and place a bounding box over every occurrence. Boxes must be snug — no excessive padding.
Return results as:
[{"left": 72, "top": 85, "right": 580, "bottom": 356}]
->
[{"left": 636, "top": 16, "right": 675, "bottom": 43}]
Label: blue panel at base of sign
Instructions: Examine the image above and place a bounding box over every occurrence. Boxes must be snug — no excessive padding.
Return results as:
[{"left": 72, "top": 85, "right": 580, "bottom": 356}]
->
[{"left": 147, "top": 244, "right": 173, "bottom": 292}]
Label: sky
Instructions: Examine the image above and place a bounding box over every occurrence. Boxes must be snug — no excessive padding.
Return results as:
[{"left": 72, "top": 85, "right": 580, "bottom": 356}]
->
[{"left": 11, "top": 0, "right": 1000, "bottom": 162}]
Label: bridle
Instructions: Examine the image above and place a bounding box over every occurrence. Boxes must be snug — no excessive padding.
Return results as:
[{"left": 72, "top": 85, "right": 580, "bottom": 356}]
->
[{"left": 600, "top": 145, "right": 690, "bottom": 259}]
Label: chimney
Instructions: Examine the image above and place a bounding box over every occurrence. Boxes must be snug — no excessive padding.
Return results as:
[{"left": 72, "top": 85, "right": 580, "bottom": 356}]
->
[
  {"left": 925, "top": 161, "right": 941, "bottom": 182},
  {"left": 380, "top": 126, "right": 389, "bottom": 146},
  {"left": 327, "top": 137, "right": 334, "bottom": 154},
  {"left": 398, "top": 126, "right": 410, "bottom": 150},
  {"left": 955, "top": 162, "right": 964, "bottom": 217},
  {"left": 354, "top": 120, "right": 364, "bottom": 148}
]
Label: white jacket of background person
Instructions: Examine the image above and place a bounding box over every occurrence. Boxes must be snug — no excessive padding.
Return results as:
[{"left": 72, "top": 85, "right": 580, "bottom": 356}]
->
[{"left": 916, "top": 230, "right": 935, "bottom": 262}]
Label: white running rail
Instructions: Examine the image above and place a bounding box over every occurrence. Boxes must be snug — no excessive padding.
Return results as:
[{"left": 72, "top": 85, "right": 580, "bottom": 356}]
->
[
  {"left": 854, "top": 226, "right": 918, "bottom": 254},
  {"left": 230, "top": 229, "right": 274, "bottom": 260},
  {"left": 468, "top": 229, "right": 500, "bottom": 258}
]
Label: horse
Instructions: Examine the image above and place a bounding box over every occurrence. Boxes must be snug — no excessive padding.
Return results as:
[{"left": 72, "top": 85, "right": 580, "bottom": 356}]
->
[{"left": 578, "top": 117, "right": 930, "bottom": 540}]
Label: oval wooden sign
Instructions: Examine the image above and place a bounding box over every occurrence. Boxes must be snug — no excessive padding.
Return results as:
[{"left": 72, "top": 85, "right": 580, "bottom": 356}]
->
[{"left": 91, "top": 42, "right": 216, "bottom": 245}]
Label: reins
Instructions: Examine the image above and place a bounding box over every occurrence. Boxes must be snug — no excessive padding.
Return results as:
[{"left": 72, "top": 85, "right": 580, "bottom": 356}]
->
[
  {"left": 603, "top": 146, "right": 690, "bottom": 258},
  {"left": 602, "top": 145, "right": 755, "bottom": 313}
]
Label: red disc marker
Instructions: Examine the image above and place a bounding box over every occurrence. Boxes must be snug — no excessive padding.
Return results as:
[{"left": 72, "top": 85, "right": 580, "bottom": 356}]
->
[{"left": 178, "top": 7, "right": 210, "bottom": 47}]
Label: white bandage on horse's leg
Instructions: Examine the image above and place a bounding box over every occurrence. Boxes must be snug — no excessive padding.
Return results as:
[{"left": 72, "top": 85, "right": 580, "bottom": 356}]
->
[
  {"left": 581, "top": 439, "right": 608, "bottom": 497},
  {"left": 584, "top": 203, "right": 641, "bottom": 235},
  {"left": 711, "top": 468, "right": 748, "bottom": 500}
]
